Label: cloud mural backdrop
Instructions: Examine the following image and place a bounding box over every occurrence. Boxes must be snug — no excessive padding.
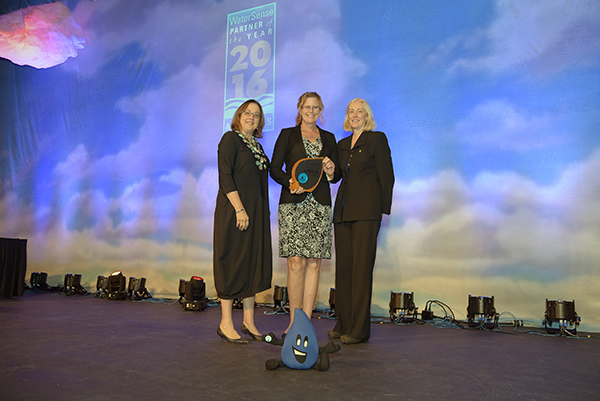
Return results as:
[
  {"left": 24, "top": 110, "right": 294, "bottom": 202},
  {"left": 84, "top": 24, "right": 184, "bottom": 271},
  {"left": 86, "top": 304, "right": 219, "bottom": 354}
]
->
[{"left": 1, "top": 0, "right": 599, "bottom": 331}]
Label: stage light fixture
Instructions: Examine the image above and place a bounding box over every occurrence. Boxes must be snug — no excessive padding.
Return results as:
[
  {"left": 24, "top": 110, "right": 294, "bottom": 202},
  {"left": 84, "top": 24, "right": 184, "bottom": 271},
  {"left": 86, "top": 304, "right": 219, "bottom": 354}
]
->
[
  {"left": 30, "top": 272, "right": 39, "bottom": 289},
  {"left": 272, "top": 285, "right": 288, "bottom": 313},
  {"left": 63, "top": 273, "right": 87, "bottom": 296},
  {"left": 30, "top": 272, "right": 50, "bottom": 291},
  {"left": 106, "top": 271, "right": 127, "bottom": 300},
  {"left": 389, "top": 291, "right": 418, "bottom": 323},
  {"left": 179, "top": 276, "right": 207, "bottom": 311},
  {"left": 178, "top": 279, "right": 186, "bottom": 299},
  {"left": 95, "top": 275, "right": 108, "bottom": 297},
  {"left": 543, "top": 299, "right": 580, "bottom": 335},
  {"left": 467, "top": 295, "right": 498, "bottom": 328},
  {"left": 127, "top": 277, "right": 152, "bottom": 300}
]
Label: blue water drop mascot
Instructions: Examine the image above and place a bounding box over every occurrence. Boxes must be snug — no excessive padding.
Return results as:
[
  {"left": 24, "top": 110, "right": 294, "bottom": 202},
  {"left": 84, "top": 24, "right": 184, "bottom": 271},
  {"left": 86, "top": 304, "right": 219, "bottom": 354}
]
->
[{"left": 264, "top": 308, "right": 340, "bottom": 371}]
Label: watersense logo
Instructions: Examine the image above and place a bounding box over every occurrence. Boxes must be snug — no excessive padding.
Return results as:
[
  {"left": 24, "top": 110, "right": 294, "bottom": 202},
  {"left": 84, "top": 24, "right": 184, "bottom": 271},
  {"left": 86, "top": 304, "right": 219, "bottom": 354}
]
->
[{"left": 224, "top": 3, "right": 276, "bottom": 133}]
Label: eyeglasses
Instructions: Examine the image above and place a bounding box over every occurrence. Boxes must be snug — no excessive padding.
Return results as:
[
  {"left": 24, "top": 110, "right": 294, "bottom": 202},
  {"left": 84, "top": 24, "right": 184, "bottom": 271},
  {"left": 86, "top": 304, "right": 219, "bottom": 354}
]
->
[
  {"left": 303, "top": 106, "right": 321, "bottom": 111},
  {"left": 243, "top": 110, "right": 261, "bottom": 118}
]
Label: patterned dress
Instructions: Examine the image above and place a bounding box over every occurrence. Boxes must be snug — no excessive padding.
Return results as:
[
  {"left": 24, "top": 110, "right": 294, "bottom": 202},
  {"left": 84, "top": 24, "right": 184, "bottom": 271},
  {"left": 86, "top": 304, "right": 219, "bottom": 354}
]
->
[{"left": 278, "top": 136, "right": 332, "bottom": 259}]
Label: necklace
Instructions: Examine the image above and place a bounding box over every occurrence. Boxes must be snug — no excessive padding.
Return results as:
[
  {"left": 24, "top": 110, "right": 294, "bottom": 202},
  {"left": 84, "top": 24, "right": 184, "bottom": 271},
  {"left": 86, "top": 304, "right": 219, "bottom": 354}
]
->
[
  {"left": 301, "top": 126, "right": 319, "bottom": 142},
  {"left": 237, "top": 132, "right": 268, "bottom": 170}
]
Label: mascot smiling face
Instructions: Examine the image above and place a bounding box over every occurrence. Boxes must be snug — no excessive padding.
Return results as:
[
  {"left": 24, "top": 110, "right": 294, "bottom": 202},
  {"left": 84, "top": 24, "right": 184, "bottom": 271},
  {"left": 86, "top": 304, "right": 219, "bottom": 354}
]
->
[{"left": 281, "top": 309, "right": 319, "bottom": 369}]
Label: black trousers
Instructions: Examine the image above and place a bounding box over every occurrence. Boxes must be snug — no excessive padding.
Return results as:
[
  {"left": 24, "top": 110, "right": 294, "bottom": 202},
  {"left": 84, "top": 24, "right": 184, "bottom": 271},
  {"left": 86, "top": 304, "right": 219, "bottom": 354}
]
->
[{"left": 333, "top": 220, "right": 381, "bottom": 340}]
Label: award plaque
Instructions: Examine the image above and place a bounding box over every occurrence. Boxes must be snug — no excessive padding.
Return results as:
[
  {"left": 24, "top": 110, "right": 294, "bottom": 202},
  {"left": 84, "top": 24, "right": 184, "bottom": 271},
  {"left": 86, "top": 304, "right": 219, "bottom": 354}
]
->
[{"left": 290, "top": 157, "right": 324, "bottom": 192}]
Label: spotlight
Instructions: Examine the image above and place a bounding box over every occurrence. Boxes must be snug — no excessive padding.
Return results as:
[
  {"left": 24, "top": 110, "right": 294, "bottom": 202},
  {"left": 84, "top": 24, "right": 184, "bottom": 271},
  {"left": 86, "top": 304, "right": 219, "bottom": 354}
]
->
[
  {"left": 179, "top": 276, "right": 207, "bottom": 311},
  {"left": 63, "top": 274, "right": 87, "bottom": 296},
  {"left": 389, "top": 291, "right": 417, "bottom": 323},
  {"left": 95, "top": 275, "right": 108, "bottom": 297},
  {"left": 178, "top": 279, "right": 186, "bottom": 299},
  {"left": 272, "top": 285, "right": 288, "bottom": 313},
  {"left": 467, "top": 295, "right": 498, "bottom": 328},
  {"left": 30, "top": 272, "right": 50, "bottom": 291},
  {"left": 30, "top": 272, "right": 39, "bottom": 289},
  {"left": 106, "top": 271, "right": 127, "bottom": 300},
  {"left": 128, "top": 277, "right": 152, "bottom": 300},
  {"left": 544, "top": 299, "right": 580, "bottom": 335}
]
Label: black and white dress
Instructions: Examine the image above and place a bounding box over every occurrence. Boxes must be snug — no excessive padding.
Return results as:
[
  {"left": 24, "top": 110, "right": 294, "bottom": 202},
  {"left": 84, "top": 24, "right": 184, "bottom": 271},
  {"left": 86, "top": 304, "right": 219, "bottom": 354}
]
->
[{"left": 278, "top": 136, "right": 332, "bottom": 259}]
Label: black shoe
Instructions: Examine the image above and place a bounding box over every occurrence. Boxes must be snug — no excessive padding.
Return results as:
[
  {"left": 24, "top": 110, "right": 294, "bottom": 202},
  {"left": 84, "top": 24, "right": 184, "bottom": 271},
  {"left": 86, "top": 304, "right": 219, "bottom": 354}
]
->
[
  {"left": 327, "top": 330, "right": 341, "bottom": 339},
  {"left": 340, "top": 334, "right": 367, "bottom": 344},
  {"left": 241, "top": 323, "right": 263, "bottom": 341},
  {"left": 217, "top": 326, "right": 248, "bottom": 344}
]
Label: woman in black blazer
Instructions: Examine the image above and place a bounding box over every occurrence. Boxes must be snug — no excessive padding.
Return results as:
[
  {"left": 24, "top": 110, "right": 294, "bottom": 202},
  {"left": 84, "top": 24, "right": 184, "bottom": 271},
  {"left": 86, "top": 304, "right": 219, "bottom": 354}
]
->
[
  {"left": 328, "top": 98, "right": 395, "bottom": 344},
  {"left": 270, "top": 92, "right": 337, "bottom": 334}
]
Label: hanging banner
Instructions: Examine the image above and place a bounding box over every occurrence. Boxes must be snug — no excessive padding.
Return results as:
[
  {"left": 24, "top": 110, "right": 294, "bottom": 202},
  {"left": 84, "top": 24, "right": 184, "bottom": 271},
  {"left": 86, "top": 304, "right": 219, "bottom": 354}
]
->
[{"left": 224, "top": 3, "right": 276, "bottom": 133}]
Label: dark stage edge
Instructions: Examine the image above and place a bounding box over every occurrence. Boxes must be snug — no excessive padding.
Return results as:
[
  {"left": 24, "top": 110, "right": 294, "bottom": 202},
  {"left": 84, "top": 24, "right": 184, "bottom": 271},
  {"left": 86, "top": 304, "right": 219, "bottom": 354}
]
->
[{"left": 1, "top": 292, "right": 599, "bottom": 401}]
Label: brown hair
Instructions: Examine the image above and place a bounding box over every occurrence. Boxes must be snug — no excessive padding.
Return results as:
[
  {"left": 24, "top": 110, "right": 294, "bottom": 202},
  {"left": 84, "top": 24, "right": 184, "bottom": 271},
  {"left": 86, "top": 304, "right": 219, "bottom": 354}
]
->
[
  {"left": 295, "top": 92, "right": 324, "bottom": 126},
  {"left": 230, "top": 99, "right": 265, "bottom": 138}
]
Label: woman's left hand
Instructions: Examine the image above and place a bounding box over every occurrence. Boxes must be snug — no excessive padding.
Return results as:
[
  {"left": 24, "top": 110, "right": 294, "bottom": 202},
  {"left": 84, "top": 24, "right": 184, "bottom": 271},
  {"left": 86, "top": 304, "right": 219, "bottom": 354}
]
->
[{"left": 236, "top": 210, "right": 249, "bottom": 231}]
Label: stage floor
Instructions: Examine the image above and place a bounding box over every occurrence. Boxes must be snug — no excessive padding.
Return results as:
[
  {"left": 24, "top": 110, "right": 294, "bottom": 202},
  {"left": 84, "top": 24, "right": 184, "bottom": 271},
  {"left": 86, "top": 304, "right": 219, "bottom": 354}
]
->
[{"left": 1, "top": 292, "right": 598, "bottom": 400}]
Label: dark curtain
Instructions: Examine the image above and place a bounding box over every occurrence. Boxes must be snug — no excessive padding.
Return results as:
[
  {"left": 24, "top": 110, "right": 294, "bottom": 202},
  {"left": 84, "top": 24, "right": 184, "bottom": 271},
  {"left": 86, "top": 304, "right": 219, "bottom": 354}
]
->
[{"left": 0, "top": 238, "right": 27, "bottom": 298}]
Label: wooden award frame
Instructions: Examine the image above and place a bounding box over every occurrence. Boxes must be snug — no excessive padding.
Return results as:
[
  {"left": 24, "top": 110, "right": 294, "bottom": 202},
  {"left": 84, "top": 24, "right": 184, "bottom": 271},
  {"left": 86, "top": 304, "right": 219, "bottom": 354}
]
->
[{"left": 289, "top": 157, "right": 324, "bottom": 192}]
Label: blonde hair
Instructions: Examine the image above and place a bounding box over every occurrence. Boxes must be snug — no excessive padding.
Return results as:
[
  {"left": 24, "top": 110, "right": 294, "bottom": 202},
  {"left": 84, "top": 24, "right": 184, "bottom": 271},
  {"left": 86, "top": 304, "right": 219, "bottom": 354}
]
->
[
  {"left": 230, "top": 99, "right": 265, "bottom": 138},
  {"left": 342, "top": 98, "right": 377, "bottom": 132},
  {"left": 295, "top": 92, "right": 324, "bottom": 126}
]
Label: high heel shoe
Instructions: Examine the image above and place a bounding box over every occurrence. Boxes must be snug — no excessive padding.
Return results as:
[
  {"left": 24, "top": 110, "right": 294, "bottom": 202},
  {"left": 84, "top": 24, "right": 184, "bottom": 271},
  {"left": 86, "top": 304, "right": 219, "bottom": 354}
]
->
[
  {"left": 217, "top": 326, "right": 248, "bottom": 344},
  {"left": 241, "top": 323, "right": 263, "bottom": 341}
]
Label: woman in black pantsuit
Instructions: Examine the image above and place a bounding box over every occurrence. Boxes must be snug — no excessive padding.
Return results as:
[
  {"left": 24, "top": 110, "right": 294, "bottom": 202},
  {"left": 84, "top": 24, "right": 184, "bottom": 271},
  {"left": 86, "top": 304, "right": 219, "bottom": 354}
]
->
[
  {"left": 328, "top": 98, "right": 394, "bottom": 344},
  {"left": 213, "top": 99, "right": 272, "bottom": 344}
]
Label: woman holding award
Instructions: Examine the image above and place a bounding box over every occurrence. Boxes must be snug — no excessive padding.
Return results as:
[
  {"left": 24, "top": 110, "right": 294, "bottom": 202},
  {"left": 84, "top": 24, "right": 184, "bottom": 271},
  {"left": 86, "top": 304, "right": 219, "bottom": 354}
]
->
[
  {"left": 213, "top": 99, "right": 272, "bottom": 344},
  {"left": 328, "top": 98, "right": 394, "bottom": 344},
  {"left": 270, "top": 92, "right": 337, "bottom": 335}
]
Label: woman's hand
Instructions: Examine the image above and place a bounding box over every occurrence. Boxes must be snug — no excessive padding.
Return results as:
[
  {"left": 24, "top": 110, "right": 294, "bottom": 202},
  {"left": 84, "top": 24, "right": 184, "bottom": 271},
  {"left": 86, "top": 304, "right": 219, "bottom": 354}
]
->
[
  {"left": 323, "top": 157, "right": 335, "bottom": 179},
  {"left": 236, "top": 210, "right": 249, "bottom": 231},
  {"left": 289, "top": 178, "right": 305, "bottom": 194}
]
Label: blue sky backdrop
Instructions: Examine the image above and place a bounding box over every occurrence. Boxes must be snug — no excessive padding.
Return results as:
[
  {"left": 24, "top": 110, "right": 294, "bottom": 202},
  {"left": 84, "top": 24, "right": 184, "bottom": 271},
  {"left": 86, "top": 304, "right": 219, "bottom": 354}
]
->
[{"left": 1, "top": 0, "right": 599, "bottom": 331}]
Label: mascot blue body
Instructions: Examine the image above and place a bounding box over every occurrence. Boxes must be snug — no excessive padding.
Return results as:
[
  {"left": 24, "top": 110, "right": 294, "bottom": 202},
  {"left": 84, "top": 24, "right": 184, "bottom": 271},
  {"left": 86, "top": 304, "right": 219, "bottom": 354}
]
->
[
  {"left": 281, "top": 308, "right": 319, "bottom": 369},
  {"left": 264, "top": 308, "right": 340, "bottom": 371}
]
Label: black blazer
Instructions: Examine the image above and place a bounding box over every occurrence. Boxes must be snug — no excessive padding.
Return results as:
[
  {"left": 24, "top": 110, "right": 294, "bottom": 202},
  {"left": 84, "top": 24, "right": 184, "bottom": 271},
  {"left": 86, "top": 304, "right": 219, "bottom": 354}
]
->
[
  {"left": 270, "top": 125, "right": 337, "bottom": 206},
  {"left": 332, "top": 131, "right": 394, "bottom": 223}
]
